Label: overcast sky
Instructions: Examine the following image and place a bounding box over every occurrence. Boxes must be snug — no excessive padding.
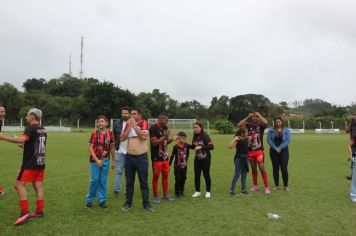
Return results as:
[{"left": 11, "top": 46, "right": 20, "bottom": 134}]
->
[{"left": 1, "top": 0, "right": 355, "bottom": 106}]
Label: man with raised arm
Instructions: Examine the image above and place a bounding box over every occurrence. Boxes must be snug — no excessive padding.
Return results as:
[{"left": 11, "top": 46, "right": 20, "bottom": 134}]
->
[{"left": 238, "top": 112, "right": 270, "bottom": 194}]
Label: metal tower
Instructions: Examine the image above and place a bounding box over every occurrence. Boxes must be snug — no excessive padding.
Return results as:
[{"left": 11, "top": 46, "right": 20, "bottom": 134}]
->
[{"left": 79, "top": 37, "right": 84, "bottom": 79}]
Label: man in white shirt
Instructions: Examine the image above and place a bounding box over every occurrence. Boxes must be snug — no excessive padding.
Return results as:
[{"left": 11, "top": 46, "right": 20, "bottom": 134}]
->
[{"left": 112, "top": 107, "right": 130, "bottom": 198}]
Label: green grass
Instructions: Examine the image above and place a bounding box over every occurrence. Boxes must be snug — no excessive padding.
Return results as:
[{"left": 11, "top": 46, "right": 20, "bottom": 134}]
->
[{"left": 0, "top": 132, "right": 355, "bottom": 235}]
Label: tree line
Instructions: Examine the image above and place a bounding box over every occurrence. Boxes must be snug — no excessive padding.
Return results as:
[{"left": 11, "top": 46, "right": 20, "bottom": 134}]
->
[{"left": 0, "top": 74, "right": 355, "bottom": 130}]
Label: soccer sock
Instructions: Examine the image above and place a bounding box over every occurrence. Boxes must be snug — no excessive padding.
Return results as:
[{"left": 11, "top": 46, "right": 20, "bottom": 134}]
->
[
  {"left": 261, "top": 170, "right": 269, "bottom": 188},
  {"left": 162, "top": 172, "right": 169, "bottom": 196},
  {"left": 20, "top": 200, "right": 29, "bottom": 214},
  {"left": 252, "top": 171, "right": 258, "bottom": 186},
  {"left": 37, "top": 199, "right": 44, "bottom": 213},
  {"left": 152, "top": 175, "right": 159, "bottom": 197},
  {"left": 0, "top": 186, "right": 3, "bottom": 192}
]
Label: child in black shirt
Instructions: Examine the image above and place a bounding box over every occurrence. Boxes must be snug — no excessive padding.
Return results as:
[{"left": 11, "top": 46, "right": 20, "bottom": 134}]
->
[{"left": 169, "top": 131, "right": 191, "bottom": 197}]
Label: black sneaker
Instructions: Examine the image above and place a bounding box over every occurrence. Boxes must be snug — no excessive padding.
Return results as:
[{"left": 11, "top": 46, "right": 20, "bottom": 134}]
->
[
  {"left": 229, "top": 191, "right": 236, "bottom": 196},
  {"left": 114, "top": 191, "right": 119, "bottom": 198},
  {"left": 85, "top": 203, "right": 92, "bottom": 209},
  {"left": 99, "top": 202, "right": 108, "bottom": 208},
  {"left": 241, "top": 190, "right": 251, "bottom": 196},
  {"left": 144, "top": 206, "right": 155, "bottom": 213},
  {"left": 347, "top": 175, "right": 352, "bottom": 180},
  {"left": 121, "top": 204, "right": 132, "bottom": 212}
]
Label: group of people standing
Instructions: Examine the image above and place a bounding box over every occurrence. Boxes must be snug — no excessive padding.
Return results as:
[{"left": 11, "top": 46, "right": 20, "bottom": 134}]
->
[
  {"left": 3, "top": 103, "right": 356, "bottom": 226},
  {"left": 228, "top": 112, "right": 291, "bottom": 196},
  {"left": 84, "top": 107, "right": 293, "bottom": 214},
  {"left": 0, "top": 104, "right": 293, "bottom": 225}
]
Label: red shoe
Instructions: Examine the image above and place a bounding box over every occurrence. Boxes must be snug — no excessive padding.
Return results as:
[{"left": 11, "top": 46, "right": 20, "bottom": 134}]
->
[
  {"left": 14, "top": 212, "right": 31, "bottom": 225},
  {"left": 31, "top": 211, "right": 44, "bottom": 218}
]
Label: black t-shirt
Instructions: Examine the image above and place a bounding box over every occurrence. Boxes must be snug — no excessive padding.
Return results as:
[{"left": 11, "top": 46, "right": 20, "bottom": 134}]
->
[
  {"left": 22, "top": 124, "right": 47, "bottom": 170},
  {"left": 149, "top": 124, "right": 169, "bottom": 161},
  {"left": 246, "top": 123, "right": 265, "bottom": 151},
  {"left": 171, "top": 143, "right": 190, "bottom": 168},
  {"left": 234, "top": 131, "right": 249, "bottom": 156},
  {"left": 351, "top": 123, "right": 356, "bottom": 139},
  {"left": 192, "top": 133, "right": 213, "bottom": 160}
]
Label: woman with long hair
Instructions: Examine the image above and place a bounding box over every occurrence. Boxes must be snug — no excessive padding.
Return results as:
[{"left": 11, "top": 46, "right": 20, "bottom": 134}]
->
[
  {"left": 267, "top": 117, "right": 291, "bottom": 191},
  {"left": 191, "top": 122, "right": 214, "bottom": 198}
]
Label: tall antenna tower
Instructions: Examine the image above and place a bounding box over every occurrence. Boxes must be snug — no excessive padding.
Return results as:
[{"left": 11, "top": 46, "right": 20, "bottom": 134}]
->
[
  {"left": 79, "top": 36, "right": 84, "bottom": 79},
  {"left": 69, "top": 53, "right": 72, "bottom": 76}
]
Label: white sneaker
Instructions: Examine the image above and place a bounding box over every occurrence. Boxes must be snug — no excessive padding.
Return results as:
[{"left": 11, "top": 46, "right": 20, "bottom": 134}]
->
[
  {"left": 205, "top": 192, "right": 211, "bottom": 198},
  {"left": 192, "top": 192, "right": 201, "bottom": 198},
  {"left": 351, "top": 198, "right": 356, "bottom": 202}
]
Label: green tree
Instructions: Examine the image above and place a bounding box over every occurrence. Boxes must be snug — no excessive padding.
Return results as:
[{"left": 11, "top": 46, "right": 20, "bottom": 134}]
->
[
  {"left": 136, "top": 89, "right": 173, "bottom": 118},
  {"left": 0, "top": 82, "right": 23, "bottom": 120},
  {"left": 209, "top": 95, "right": 230, "bottom": 119},
  {"left": 23, "top": 78, "right": 47, "bottom": 92},
  {"left": 229, "top": 94, "right": 272, "bottom": 123}
]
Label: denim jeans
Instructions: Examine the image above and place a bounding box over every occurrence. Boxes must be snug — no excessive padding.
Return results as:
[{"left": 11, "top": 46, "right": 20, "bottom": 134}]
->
[
  {"left": 230, "top": 154, "right": 248, "bottom": 192},
  {"left": 86, "top": 159, "right": 110, "bottom": 204},
  {"left": 125, "top": 153, "right": 150, "bottom": 207},
  {"left": 350, "top": 146, "right": 356, "bottom": 200},
  {"left": 114, "top": 151, "right": 126, "bottom": 192}
]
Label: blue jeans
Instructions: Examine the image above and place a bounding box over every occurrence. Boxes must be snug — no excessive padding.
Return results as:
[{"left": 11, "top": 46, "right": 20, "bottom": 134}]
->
[
  {"left": 230, "top": 154, "right": 248, "bottom": 192},
  {"left": 350, "top": 146, "right": 356, "bottom": 200},
  {"left": 86, "top": 159, "right": 110, "bottom": 204},
  {"left": 125, "top": 153, "right": 150, "bottom": 207},
  {"left": 114, "top": 151, "right": 126, "bottom": 192}
]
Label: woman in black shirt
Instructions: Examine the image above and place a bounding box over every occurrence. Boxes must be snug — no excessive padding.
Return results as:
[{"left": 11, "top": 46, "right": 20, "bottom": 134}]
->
[{"left": 191, "top": 122, "right": 214, "bottom": 198}]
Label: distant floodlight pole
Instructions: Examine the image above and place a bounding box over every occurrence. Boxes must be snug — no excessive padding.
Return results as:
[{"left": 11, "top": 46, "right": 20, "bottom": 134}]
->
[
  {"left": 20, "top": 118, "right": 23, "bottom": 127},
  {"left": 319, "top": 121, "right": 321, "bottom": 129},
  {"left": 331, "top": 121, "right": 334, "bottom": 130},
  {"left": 79, "top": 36, "right": 84, "bottom": 79},
  {"left": 60, "top": 118, "right": 62, "bottom": 127},
  {"left": 288, "top": 120, "right": 291, "bottom": 128},
  {"left": 77, "top": 118, "right": 80, "bottom": 129},
  {"left": 69, "top": 52, "right": 72, "bottom": 76}
]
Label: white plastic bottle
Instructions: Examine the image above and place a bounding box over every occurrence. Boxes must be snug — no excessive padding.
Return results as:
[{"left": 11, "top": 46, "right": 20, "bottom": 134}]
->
[{"left": 267, "top": 213, "right": 281, "bottom": 219}]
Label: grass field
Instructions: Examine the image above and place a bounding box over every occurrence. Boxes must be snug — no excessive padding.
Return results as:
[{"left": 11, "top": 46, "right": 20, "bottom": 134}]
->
[{"left": 0, "top": 131, "right": 355, "bottom": 235}]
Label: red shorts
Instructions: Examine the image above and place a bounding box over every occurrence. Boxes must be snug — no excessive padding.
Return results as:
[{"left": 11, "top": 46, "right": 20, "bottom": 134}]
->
[
  {"left": 248, "top": 150, "right": 264, "bottom": 164},
  {"left": 152, "top": 160, "right": 170, "bottom": 177},
  {"left": 17, "top": 169, "right": 45, "bottom": 183}
]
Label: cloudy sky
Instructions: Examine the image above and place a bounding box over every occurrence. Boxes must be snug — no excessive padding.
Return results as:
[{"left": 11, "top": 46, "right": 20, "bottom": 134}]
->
[{"left": 1, "top": 0, "right": 355, "bottom": 106}]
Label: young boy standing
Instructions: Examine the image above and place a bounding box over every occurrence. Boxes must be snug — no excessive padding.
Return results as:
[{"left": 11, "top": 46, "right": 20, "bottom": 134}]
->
[
  {"left": 169, "top": 132, "right": 190, "bottom": 197},
  {"left": 0, "top": 108, "right": 46, "bottom": 225},
  {"left": 85, "top": 115, "right": 115, "bottom": 208}
]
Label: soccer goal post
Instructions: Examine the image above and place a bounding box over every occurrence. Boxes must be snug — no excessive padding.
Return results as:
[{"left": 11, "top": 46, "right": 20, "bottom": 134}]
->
[{"left": 148, "top": 118, "right": 197, "bottom": 133}]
